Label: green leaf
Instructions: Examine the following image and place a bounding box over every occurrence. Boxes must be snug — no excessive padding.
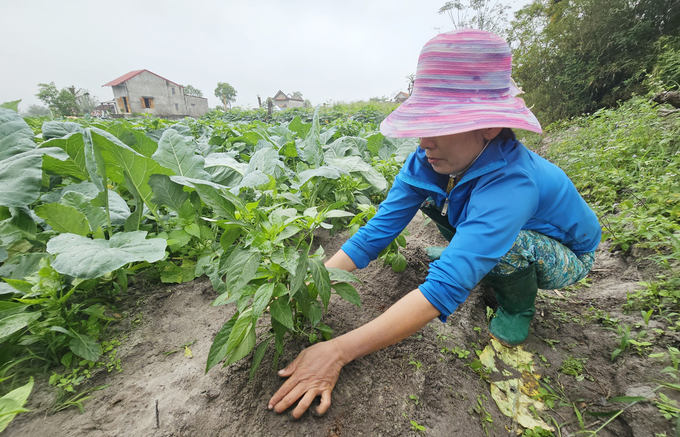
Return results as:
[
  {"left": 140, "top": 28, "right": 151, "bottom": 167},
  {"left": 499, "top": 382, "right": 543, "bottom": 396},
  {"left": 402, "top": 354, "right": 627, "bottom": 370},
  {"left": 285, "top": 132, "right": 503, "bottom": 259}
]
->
[
  {"left": 0, "top": 145, "right": 42, "bottom": 207},
  {"left": 252, "top": 283, "right": 275, "bottom": 318},
  {"left": 171, "top": 176, "right": 239, "bottom": 220},
  {"left": 326, "top": 267, "right": 360, "bottom": 283},
  {"left": 608, "top": 396, "right": 648, "bottom": 403},
  {"left": 289, "top": 116, "right": 311, "bottom": 139},
  {"left": 34, "top": 203, "right": 90, "bottom": 236},
  {"left": 224, "top": 248, "right": 261, "bottom": 297},
  {"left": 153, "top": 130, "right": 211, "bottom": 179},
  {"left": 0, "top": 376, "right": 33, "bottom": 433},
  {"left": 289, "top": 246, "right": 309, "bottom": 299},
  {"left": 0, "top": 108, "right": 33, "bottom": 152},
  {"left": 42, "top": 121, "right": 83, "bottom": 140},
  {"left": 585, "top": 410, "right": 621, "bottom": 418},
  {"left": 0, "top": 302, "right": 28, "bottom": 319},
  {"left": 225, "top": 324, "right": 256, "bottom": 366},
  {"left": 327, "top": 156, "right": 388, "bottom": 192},
  {"left": 332, "top": 282, "right": 361, "bottom": 307},
  {"left": 219, "top": 225, "right": 242, "bottom": 252},
  {"left": 148, "top": 174, "right": 189, "bottom": 212},
  {"left": 60, "top": 191, "right": 107, "bottom": 231},
  {"left": 247, "top": 148, "right": 283, "bottom": 178},
  {"left": 309, "top": 258, "right": 331, "bottom": 310},
  {"left": 0, "top": 313, "right": 41, "bottom": 343},
  {"left": 225, "top": 307, "right": 254, "bottom": 357},
  {"left": 68, "top": 330, "right": 102, "bottom": 361},
  {"left": 0, "top": 101, "right": 20, "bottom": 112},
  {"left": 104, "top": 122, "right": 158, "bottom": 157},
  {"left": 40, "top": 133, "right": 90, "bottom": 181},
  {"left": 270, "top": 298, "right": 294, "bottom": 330},
  {"left": 366, "top": 133, "right": 385, "bottom": 157},
  {"left": 206, "top": 313, "right": 237, "bottom": 372},
  {"left": 249, "top": 339, "right": 270, "bottom": 380},
  {"left": 292, "top": 166, "right": 348, "bottom": 189},
  {"left": 89, "top": 128, "right": 173, "bottom": 216},
  {"left": 47, "top": 231, "right": 167, "bottom": 279},
  {"left": 391, "top": 252, "right": 407, "bottom": 272},
  {"left": 160, "top": 261, "right": 196, "bottom": 284}
]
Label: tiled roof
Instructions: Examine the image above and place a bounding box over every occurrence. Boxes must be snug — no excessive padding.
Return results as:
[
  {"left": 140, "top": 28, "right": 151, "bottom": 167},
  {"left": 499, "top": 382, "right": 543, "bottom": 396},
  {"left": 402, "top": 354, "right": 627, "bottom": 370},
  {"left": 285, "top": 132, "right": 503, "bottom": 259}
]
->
[{"left": 102, "top": 69, "right": 183, "bottom": 87}]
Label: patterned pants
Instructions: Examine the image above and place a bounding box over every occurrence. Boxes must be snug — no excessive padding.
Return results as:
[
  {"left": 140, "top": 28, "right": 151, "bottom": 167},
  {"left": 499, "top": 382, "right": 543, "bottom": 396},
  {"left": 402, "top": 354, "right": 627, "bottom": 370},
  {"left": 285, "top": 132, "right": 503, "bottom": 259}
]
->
[{"left": 421, "top": 200, "right": 595, "bottom": 289}]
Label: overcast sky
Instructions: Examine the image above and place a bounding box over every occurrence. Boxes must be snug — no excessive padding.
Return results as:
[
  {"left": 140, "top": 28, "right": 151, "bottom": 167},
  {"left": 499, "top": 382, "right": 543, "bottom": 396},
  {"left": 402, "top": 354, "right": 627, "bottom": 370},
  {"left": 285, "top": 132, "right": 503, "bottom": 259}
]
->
[{"left": 2, "top": 0, "right": 528, "bottom": 111}]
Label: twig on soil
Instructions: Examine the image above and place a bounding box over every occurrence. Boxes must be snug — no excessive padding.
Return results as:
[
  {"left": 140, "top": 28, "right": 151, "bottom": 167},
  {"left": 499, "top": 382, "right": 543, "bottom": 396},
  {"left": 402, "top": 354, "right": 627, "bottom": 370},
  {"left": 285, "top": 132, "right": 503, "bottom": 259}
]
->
[
  {"left": 155, "top": 399, "right": 159, "bottom": 428},
  {"left": 583, "top": 366, "right": 610, "bottom": 398}
]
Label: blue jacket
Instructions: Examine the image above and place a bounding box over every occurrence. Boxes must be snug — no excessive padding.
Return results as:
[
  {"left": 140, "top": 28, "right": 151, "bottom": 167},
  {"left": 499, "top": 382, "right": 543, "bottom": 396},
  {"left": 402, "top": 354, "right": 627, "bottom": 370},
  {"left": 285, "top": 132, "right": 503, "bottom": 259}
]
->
[{"left": 341, "top": 136, "right": 601, "bottom": 321}]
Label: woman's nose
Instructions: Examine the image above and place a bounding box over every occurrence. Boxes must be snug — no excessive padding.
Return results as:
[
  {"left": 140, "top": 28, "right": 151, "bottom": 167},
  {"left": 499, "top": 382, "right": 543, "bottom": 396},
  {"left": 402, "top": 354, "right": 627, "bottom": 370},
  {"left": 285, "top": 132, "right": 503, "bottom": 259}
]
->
[{"left": 419, "top": 138, "right": 435, "bottom": 149}]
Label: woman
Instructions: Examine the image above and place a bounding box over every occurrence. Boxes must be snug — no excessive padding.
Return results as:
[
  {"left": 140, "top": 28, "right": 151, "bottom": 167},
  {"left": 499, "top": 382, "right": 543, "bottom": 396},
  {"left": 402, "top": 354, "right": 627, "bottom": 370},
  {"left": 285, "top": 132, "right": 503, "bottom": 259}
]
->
[{"left": 268, "top": 29, "right": 601, "bottom": 419}]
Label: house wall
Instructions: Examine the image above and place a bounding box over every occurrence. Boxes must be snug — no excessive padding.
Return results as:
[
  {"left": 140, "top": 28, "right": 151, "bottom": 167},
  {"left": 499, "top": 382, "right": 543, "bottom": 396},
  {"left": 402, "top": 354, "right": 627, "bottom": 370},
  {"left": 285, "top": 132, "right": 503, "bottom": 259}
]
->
[
  {"left": 116, "top": 71, "right": 184, "bottom": 116},
  {"left": 184, "top": 95, "right": 209, "bottom": 117}
]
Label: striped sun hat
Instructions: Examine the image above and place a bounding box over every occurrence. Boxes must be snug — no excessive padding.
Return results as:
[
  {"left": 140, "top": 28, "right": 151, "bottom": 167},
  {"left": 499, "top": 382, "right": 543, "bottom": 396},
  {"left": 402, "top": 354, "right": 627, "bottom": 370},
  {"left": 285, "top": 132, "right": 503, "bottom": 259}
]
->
[{"left": 380, "top": 29, "right": 542, "bottom": 138}]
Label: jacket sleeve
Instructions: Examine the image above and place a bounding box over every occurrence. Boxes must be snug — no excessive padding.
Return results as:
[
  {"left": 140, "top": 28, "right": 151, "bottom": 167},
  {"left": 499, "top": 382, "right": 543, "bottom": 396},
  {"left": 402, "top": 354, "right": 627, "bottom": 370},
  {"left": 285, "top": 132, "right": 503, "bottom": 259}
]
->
[
  {"left": 341, "top": 176, "right": 426, "bottom": 268},
  {"left": 419, "top": 170, "right": 539, "bottom": 322}
]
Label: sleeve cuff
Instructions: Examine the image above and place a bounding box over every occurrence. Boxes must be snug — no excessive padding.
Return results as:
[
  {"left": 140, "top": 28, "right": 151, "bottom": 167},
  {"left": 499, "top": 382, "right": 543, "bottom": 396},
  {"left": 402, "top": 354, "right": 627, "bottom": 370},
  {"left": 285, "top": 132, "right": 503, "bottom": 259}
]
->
[{"left": 340, "top": 239, "right": 372, "bottom": 269}]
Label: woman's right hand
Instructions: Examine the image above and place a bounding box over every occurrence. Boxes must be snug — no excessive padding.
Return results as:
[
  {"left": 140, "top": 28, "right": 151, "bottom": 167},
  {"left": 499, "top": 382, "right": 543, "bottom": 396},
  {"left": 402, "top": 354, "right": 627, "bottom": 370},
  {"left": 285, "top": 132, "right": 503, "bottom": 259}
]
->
[{"left": 268, "top": 339, "right": 349, "bottom": 419}]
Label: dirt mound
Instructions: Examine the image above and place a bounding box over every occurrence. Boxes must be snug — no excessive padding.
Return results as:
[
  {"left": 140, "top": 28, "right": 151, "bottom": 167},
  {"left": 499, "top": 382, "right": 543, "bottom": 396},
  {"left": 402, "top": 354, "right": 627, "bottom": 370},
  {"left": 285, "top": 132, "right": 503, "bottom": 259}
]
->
[{"left": 5, "top": 215, "right": 677, "bottom": 436}]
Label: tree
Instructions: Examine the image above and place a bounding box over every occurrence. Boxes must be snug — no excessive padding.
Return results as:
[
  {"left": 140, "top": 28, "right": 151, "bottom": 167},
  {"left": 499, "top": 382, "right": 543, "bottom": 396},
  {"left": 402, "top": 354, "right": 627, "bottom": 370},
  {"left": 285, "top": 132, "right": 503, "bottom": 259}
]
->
[
  {"left": 184, "top": 84, "right": 203, "bottom": 97},
  {"left": 508, "top": 0, "right": 680, "bottom": 124},
  {"left": 36, "top": 82, "right": 97, "bottom": 116},
  {"left": 438, "top": 0, "right": 511, "bottom": 37},
  {"left": 23, "top": 105, "right": 51, "bottom": 117},
  {"left": 214, "top": 82, "right": 237, "bottom": 109}
]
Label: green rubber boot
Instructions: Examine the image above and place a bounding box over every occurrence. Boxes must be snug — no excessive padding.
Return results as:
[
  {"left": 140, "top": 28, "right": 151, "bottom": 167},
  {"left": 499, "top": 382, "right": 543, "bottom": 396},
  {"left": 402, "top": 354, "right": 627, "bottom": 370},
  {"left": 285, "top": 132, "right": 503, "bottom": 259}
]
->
[
  {"left": 482, "top": 264, "right": 538, "bottom": 347},
  {"left": 425, "top": 247, "right": 446, "bottom": 260}
]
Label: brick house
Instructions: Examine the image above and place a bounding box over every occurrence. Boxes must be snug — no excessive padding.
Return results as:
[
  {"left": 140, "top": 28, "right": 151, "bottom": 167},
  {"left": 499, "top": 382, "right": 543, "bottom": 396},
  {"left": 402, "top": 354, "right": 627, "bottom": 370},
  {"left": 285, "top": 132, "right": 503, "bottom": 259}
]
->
[{"left": 103, "top": 70, "right": 209, "bottom": 117}]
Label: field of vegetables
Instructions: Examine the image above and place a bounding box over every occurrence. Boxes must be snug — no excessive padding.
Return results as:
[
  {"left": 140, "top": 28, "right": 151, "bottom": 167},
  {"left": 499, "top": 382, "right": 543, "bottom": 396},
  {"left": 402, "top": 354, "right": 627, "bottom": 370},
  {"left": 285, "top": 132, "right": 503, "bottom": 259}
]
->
[{"left": 1, "top": 100, "right": 679, "bottom": 436}]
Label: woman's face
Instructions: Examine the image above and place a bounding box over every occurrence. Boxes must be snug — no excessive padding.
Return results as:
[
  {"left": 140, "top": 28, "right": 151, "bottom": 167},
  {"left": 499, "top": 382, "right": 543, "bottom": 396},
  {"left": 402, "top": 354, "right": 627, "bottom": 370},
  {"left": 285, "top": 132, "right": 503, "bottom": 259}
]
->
[{"left": 419, "top": 128, "right": 499, "bottom": 175}]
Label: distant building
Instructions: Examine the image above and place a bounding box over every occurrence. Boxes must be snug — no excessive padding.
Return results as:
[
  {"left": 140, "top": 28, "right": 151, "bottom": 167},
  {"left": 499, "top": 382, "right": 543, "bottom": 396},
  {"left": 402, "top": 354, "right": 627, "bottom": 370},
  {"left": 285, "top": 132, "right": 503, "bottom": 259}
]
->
[
  {"left": 272, "top": 90, "right": 304, "bottom": 109},
  {"left": 394, "top": 91, "right": 409, "bottom": 103},
  {"left": 102, "top": 70, "right": 209, "bottom": 117}
]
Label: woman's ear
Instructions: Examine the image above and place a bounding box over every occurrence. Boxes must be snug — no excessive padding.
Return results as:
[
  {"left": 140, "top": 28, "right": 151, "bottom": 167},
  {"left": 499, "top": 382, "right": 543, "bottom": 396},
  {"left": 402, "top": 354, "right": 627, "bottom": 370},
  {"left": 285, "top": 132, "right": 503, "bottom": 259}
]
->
[{"left": 482, "top": 127, "right": 503, "bottom": 140}]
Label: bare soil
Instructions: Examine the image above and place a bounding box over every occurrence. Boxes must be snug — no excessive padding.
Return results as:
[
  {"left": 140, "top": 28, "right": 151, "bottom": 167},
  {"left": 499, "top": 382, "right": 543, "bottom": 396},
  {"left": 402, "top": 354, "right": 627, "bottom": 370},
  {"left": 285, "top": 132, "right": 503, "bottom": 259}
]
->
[{"left": 4, "top": 214, "right": 678, "bottom": 437}]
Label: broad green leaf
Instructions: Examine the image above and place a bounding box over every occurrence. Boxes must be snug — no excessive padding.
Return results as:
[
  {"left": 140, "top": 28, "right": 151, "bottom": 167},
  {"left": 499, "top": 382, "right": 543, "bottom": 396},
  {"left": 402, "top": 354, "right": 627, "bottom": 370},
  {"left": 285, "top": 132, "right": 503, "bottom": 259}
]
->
[
  {"left": 42, "top": 121, "right": 83, "bottom": 140},
  {"left": 0, "top": 101, "right": 20, "bottom": 112},
  {"left": 89, "top": 129, "right": 173, "bottom": 215},
  {"left": 332, "top": 282, "right": 361, "bottom": 307},
  {"left": 91, "top": 190, "right": 131, "bottom": 226},
  {"left": 47, "top": 231, "right": 167, "bottom": 279},
  {"left": 366, "top": 133, "right": 385, "bottom": 157},
  {"left": 252, "top": 283, "right": 275, "bottom": 318},
  {"left": 288, "top": 116, "right": 311, "bottom": 139},
  {"left": 171, "top": 176, "right": 239, "bottom": 220},
  {"left": 34, "top": 203, "right": 90, "bottom": 236},
  {"left": 325, "top": 136, "right": 366, "bottom": 159},
  {"left": 323, "top": 210, "right": 355, "bottom": 219},
  {"left": 0, "top": 313, "right": 40, "bottom": 343},
  {"left": 0, "top": 376, "right": 33, "bottom": 433},
  {"left": 0, "top": 145, "right": 42, "bottom": 207},
  {"left": 204, "top": 153, "right": 247, "bottom": 186},
  {"left": 39, "top": 133, "right": 89, "bottom": 181},
  {"left": 292, "top": 166, "right": 348, "bottom": 189},
  {"left": 206, "top": 313, "right": 237, "bottom": 372},
  {"left": 68, "top": 330, "right": 102, "bottom": 361},
  {"left": 60, "top": 191, "right": 107, "bottom": 231},
  {"left": 247, "top": 148, "right": 283, "bottom": 178},
  {"left": 153, "top": 129, "right": 211, "bottom": 180},
  {"left": 224, "top": 248, "right": 261, "bottom": 297},
  {"left": 270, "top": 298, "right": 294, "bottom": 330},
  {"left": 289, "top": 247, "right": 309, "bottom": 297},
  {"left": 327, "top": 156, "right": 387, "bottom": 192},
  {"left": 0, "top": 109, "right": 33, "bottom": 152},
  {"left": 309, "top": 258, "right": 331, "bottom": 310},
  {"left": 232, "top": 170, "right": 271, "bottom": 193},
  {"left": 3, "top": 279, "right": 32, "bottom": 294},
  {"left": 249, "top": 339, "right": 270, "bottom": 380},
  {"left": 148, "top": 174, "right": 190, "bottom": 213},
  {"left": 104, "top": 122, "right": 158, "bottom": 157},
  {"left": 225, "top": 307, "right": 254, "bottom": 356}
]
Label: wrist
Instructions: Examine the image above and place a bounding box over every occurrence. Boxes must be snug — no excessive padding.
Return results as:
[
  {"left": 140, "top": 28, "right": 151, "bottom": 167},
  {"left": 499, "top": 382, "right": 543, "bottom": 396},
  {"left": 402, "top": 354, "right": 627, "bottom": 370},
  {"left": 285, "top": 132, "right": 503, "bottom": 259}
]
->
[{"left": 330, "top": 335, "right": 355, "bottom": 365}]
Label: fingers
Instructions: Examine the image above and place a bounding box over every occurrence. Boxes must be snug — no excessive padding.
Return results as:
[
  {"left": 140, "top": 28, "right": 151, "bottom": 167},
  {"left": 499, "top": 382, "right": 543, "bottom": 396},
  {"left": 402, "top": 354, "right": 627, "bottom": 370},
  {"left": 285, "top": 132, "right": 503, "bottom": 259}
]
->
[
  {"left": 292, "top": 390, "right": 318, "bottom": 419},
  {"left": 316, "top": 390, "right": 332, "bottom": 416},
  {"left": 268, "top": 375, "right": 299, "bottom": 410}
]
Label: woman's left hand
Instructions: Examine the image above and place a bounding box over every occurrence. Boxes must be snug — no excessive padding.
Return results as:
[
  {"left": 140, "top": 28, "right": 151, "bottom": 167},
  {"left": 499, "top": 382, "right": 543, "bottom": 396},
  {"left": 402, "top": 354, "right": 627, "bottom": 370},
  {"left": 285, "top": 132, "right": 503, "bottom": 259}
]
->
[{"left": 268, "top": 339, "right": 348, "bottom": 419}]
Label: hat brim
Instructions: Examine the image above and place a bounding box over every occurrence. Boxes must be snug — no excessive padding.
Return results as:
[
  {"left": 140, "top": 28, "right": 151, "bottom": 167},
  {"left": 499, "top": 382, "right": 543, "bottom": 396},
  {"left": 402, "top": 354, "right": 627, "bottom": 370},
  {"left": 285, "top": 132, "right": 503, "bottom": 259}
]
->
[{"left": 380, "top": 96, "right": 542, "bottom": 138}]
